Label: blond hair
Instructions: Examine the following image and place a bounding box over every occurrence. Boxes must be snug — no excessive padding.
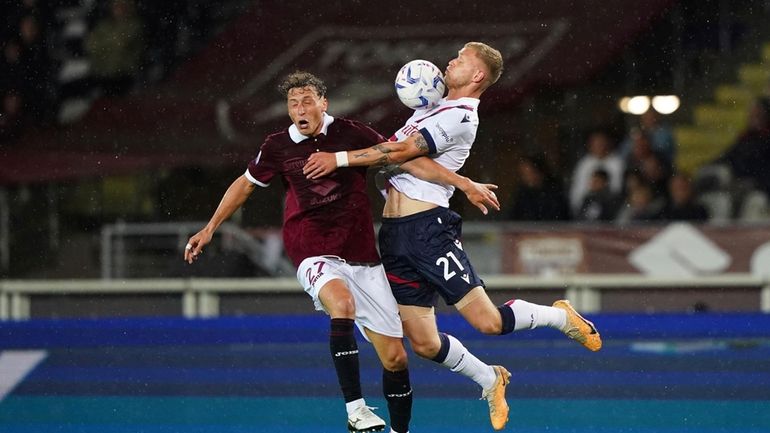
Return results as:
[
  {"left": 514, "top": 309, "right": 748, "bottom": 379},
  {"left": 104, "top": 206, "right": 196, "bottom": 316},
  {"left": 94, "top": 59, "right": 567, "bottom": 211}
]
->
[{"left": 464, "top": 42, "right": 503, "bottom": 88}]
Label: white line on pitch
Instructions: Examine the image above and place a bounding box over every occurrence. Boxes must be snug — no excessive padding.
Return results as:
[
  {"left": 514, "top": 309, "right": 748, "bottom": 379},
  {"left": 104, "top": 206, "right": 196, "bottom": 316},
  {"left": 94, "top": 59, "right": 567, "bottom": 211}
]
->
[{"left": 0, "top": 350, "right": 48, "bottom": 401}]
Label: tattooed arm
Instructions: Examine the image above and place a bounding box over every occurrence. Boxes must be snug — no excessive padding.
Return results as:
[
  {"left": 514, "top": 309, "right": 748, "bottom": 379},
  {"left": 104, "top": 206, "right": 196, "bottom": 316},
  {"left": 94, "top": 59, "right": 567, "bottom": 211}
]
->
[{"left": 304, "top": 133, "right": 430, "bottom": 179}]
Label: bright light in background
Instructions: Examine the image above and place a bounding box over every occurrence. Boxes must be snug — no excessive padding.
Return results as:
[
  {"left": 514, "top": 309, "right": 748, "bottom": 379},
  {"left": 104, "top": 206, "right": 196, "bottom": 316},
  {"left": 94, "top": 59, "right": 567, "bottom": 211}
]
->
[
  {"left": 619, "top": 95, "right": 680, "bottom": 115},
  {"left": 627, "top": 96, "right": 651, "bottom": 115},
  {"left": 651, "top": 95, "right": 681, "bottom": 114},
  {"left": 618, "top": 97, "right": 631, "bottom": 112}
]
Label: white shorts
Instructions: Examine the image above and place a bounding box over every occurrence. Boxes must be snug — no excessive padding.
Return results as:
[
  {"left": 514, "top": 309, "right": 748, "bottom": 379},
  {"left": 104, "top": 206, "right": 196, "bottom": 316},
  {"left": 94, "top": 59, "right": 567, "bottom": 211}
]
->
[{"left": 296, "top": 256, "right": 403, "bottom": 340}]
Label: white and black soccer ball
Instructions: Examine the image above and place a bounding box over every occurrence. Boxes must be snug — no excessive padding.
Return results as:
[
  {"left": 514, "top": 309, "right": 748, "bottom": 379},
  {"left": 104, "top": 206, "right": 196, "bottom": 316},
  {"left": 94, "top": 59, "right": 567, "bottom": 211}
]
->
[{"left": 394, "top": 59, "right": 446, "bottom": 110}]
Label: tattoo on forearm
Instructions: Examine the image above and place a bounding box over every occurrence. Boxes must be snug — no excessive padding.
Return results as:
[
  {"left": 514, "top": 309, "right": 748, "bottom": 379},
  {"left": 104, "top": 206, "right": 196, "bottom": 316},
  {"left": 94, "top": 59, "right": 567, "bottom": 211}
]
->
[
  {"left": 373, "top": 144, "right": 393, "bottom": 154},
  {"left": 414, "top": 135, "right": 429, "bottom": 153},
  {"left": 353, "top": 144, "right": 394, "bottom": 165}
]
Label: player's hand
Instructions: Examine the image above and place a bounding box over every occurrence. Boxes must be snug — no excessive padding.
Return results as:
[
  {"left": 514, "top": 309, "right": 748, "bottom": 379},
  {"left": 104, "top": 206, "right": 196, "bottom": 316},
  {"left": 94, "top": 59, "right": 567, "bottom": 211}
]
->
[
  {"left": 462, "top": 182, "right": 500, "bottom": 215},
  {"left": 184, "top": 229, "right": 212, "bottom": 264},
  {"left": 304, "top": 152, "right": 337, "bottom": 179}
]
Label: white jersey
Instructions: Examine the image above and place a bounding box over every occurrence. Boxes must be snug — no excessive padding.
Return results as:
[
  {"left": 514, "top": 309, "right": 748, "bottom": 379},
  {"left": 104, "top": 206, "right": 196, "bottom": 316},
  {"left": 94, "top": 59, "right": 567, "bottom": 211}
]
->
[{"left": 385, "top": 97, "right": 480, "bottom": 208}]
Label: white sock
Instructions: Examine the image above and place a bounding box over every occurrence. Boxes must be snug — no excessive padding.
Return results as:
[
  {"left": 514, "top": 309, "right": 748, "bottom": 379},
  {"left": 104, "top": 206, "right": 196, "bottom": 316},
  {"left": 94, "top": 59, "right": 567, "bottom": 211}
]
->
[
  {"left": 440, "top": 334, "right": 496, "bottom": 390},
  {"left": 509, "top": 300, "right": 567, "bottom": 331},
  {"left": 345, "top": 398, "right": 365, "bottom": 416}
]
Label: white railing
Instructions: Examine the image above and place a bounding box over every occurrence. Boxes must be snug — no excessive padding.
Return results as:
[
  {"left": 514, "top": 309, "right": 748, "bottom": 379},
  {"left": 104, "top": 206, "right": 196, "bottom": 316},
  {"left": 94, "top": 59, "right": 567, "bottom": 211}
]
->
[
  {"left": 1, "top": 273, "right": 769, "bottom": 321},
  {"left": 101, "top": 221, "right": 295, "bottom": 279}
]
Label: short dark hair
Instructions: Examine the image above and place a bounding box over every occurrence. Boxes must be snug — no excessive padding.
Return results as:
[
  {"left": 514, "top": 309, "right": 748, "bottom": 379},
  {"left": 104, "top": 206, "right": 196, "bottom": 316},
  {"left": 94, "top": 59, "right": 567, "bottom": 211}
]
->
[{"left": 278, "top": 71, "right": 327, "bottom": 98}]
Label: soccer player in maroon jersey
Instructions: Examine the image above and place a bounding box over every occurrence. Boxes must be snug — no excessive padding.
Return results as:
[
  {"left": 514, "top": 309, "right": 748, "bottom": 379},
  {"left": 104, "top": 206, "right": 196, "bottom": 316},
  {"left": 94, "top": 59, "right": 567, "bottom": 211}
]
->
[{"left": 183, "top": 71, "right": 499, "bottom": 433}]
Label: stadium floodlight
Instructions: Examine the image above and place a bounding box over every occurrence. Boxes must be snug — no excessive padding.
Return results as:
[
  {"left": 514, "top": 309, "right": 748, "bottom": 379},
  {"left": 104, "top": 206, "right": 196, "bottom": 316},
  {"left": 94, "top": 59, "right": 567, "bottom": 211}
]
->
[
  {"left": 626, "top": 96, "right": 651, "bottom": 115},
  {"left": 651, "top": 95, "right": 680, "bottom": 115},
  {"left": 618, "top": 97, "right": 631, "bottom": 113},
  {"left": 620, "top": 95, "right": 680, "bottom": 116}
]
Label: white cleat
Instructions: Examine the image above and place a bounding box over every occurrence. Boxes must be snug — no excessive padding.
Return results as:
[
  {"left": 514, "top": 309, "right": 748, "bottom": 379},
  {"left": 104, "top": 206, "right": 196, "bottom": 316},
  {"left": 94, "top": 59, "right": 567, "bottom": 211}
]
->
[{"left": 347, "top": 406, "right": 386, "bottom": 433}]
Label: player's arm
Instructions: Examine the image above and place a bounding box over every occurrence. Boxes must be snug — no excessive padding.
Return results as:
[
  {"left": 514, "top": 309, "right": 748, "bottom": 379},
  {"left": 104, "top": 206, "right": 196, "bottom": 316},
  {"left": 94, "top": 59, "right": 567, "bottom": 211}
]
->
[
  {"left": 184, "top": 175, "right": 256, "bottom": 263},
  {"left": 400, "top": 157, "right": 501, "bottom": 215},
  {"left": 303, "top": 133, "right": 429, "bottom": 179}
]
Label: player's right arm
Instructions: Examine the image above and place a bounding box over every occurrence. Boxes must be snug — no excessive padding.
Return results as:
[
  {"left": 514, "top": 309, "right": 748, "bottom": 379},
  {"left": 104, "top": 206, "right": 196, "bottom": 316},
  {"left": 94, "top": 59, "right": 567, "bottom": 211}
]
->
[
  {"left": 399, "top": 157, "right": 500, "bottom": 215},
  {"left": 304, "top": 133, "right": 429, "bottom": 179},
  {"left": 184, "top": 175, "right": 255, "bottom": 264}
]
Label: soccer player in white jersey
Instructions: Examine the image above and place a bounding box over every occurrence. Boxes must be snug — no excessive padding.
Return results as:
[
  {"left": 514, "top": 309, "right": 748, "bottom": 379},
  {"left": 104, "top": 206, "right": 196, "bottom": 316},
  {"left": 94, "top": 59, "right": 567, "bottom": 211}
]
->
[{"left": 305, "top": 42, "right": 602, "bottom": 431}]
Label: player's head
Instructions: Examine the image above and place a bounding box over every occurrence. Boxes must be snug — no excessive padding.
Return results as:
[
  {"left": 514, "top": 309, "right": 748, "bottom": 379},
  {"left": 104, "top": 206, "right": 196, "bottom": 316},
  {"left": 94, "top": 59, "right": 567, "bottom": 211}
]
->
[
  {"left": 279, "top": 71, "right": 329, "bottom": 136},
  {"left": 445, "top": 42, "right": 503, "bottom": 94}
]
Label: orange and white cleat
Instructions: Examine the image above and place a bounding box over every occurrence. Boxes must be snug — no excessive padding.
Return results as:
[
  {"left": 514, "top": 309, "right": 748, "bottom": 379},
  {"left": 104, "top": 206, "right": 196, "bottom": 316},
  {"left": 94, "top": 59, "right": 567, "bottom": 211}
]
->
[
  {"left": 481, "top": 365, "right": 511, "bottom": 430},
  {"left": 553, "top": 299, "right": 602, "bottom": 351}
]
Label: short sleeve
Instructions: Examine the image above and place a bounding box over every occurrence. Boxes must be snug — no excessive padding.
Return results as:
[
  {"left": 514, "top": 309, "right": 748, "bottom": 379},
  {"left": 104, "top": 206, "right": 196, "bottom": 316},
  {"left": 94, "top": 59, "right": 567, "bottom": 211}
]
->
[
  {"left": 245, "top": 141, "right": 277, "bottom": 187},
  {"left": 418, "top": 109, "right": 477, "bottom": 154}
]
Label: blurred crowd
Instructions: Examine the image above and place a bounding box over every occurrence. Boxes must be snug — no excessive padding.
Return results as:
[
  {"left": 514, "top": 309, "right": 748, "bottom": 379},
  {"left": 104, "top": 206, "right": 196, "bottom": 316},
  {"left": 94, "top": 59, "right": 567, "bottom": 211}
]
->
[
  {"left": 2, "top": 0, "right": 769, "bottom": 226},
  {"left": 0, "top": 0, "right": 54, "bottom": 142},
  {"left": 507, "top": 99, "right": 770, "bottom": 224},
  {"left": 1, "top": 0, "right": 218, "bottom": 146}
]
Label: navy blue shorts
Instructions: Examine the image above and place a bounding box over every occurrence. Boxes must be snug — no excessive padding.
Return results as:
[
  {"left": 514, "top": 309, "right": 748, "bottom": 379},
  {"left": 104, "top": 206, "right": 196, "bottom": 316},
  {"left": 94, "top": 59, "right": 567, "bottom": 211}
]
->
[{"left": 379, "top": 207, "right": 484, "bottom": 307}]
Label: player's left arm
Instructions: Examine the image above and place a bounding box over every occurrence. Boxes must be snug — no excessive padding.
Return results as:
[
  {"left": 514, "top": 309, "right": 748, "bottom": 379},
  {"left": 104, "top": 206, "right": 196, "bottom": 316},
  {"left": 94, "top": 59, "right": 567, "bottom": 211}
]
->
[
  {"left": 304, "top": 133, "right": 429, "bottom": 179},
  {"left": 400, "top": 157, "right": 500, "bottom": 215}
]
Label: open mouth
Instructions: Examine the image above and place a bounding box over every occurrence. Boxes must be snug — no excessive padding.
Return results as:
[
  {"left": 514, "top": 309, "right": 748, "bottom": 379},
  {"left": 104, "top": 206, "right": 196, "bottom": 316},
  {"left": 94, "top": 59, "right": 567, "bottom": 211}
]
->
[{"left": 298, "top": 120, "right": 309, "bottom": 128}]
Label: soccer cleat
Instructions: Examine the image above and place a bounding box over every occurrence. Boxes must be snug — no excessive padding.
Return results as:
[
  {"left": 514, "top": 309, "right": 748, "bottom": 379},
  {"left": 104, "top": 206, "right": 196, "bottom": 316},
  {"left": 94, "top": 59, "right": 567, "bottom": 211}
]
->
[
  {"left": 553, "top": 299, "right": 602, "bottom": 351},
  {"left": 481, "top": 365, "right": 511, "bottom": 431},
  {"left": 347, "top": 406, "right": 386, "bottom": 433}
]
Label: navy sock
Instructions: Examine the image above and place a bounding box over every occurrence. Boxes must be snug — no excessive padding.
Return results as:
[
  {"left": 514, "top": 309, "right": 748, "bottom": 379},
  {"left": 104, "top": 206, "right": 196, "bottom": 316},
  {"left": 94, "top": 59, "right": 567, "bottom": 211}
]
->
[
  {"left": 383, "top": 368, "right": 412, "bottom": 433},
  {"left": 329, "top": 318, "right": 361, "bottom": 403},
  {"left": 430, "top": 332, "right": 451, "bottom": 363},
  {"left": 497, "top": 302, "right": 516, "bottom": 335}
]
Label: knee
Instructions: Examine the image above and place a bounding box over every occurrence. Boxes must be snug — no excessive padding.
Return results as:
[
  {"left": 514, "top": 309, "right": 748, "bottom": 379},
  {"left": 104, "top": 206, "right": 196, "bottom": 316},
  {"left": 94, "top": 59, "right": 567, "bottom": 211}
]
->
[
  {"left": 410, "top": 338, "right": 442, "bottom": 360},
  {"left": 327, "top": 295, "right": 356, "bottom": 318},
  {"left": 381, "top": 348, "right": 408, "bottom": 371}
]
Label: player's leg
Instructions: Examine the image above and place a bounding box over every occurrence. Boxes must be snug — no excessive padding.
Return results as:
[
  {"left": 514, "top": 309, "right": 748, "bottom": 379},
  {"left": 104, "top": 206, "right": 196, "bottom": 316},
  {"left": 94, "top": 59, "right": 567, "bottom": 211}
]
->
[
  {"left": 364, "top": 330, "right": 411, "bottom": 433},
  {"left": 379, "top": 209, "right": 510, "bottom": 429},
  {"left": 399, "top": 304, "right": 510, "bottom": 431},
  {"left": 456, "top": 287, "right": 602, "bottom": 351},
  {"left": 406, "top": 208, "right": 601, "bottom": 351},
  {"left": 297, "top": 258, "right": 385, "bottom": 433},
  {"left": 318, "top": 279, "right": 387, "bottom": 432},
  {"left": 347, "top": 263, "right": 413, "bottom": 433}
]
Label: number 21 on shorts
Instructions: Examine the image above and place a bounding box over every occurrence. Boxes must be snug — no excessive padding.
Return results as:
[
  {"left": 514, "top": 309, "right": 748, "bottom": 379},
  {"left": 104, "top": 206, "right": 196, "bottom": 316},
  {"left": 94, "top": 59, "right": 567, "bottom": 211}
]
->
[{"left": 436, "top": 251, "right": 465, "bottom": 281}]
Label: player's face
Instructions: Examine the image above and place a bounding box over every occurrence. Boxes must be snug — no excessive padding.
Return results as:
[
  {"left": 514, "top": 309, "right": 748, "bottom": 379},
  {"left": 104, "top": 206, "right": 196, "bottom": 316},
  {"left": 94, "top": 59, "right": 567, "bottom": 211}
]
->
[
  {"left": 444, "top": 47, "right": 483, "bottom": 88},
  {"left": 287, "top": 86, "right": 328, "bottom": 136}
]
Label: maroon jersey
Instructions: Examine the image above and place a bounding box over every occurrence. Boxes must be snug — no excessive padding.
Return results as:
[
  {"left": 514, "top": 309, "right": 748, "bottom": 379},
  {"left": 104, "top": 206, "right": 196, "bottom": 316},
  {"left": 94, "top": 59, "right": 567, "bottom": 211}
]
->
[{"left": 246, "top": 115, "right": 385, "bottom": 266}]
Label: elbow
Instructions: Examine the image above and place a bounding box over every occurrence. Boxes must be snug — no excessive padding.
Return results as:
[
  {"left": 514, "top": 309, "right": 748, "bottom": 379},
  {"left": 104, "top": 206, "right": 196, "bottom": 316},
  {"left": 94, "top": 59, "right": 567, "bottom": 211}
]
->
[
  {"left": 389, "top": 153, "right": 413, "bottom": 164},
  {"left": 389, "top": 146, "right": 420, "bottom": 164}
]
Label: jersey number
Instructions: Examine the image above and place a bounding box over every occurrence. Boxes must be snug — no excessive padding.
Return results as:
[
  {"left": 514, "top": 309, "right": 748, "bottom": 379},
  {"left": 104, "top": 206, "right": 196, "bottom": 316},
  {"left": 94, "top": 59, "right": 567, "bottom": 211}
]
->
[
  {"left": 305, "top": 261, "right": 326, "bottom": 286},
  {"left": 436, "top": 251, "right": 464, "bottom": 281}
]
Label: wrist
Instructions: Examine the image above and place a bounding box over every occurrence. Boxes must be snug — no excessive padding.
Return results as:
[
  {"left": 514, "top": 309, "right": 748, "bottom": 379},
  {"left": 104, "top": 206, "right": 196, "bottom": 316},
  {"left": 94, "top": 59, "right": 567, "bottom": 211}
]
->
[
  {"left": 335, "top": 151, "right": 349, "bottom": 167},
  {"left": 203, "top": 223, "right": 218, "bottom": 235},
  {"left": 456, "top": 176, "right": 472, "bottom": 191}
]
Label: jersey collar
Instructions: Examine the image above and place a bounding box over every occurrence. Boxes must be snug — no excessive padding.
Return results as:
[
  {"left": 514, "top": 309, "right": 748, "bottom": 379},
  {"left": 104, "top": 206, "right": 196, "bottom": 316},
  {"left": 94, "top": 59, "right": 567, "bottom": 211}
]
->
[
  {"left": 443, "top": 96, "right": 479, "bottom": 109},
  {"left": 288, "top": 113, "right": 335, "bottom": 143}
]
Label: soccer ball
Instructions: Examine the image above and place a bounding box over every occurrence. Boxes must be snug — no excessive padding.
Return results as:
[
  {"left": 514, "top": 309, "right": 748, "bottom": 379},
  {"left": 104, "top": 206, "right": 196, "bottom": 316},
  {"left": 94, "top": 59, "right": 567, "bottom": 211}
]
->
[{"left": 394, "top": 59, "right": 446, "bottom": 110}]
